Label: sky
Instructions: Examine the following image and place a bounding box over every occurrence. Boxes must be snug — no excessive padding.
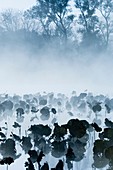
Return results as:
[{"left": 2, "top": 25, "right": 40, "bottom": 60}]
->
[{"left": 0, "top": 0, "right": 36, "bottom": 10}]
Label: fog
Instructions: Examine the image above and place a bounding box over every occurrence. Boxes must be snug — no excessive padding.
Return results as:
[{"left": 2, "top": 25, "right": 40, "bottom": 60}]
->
[
  {"left": 0, "top": 48, "right": 113, "bottom": 97},
  {"left": 0, "top": 0, "right": 112, "bottom": 98}
]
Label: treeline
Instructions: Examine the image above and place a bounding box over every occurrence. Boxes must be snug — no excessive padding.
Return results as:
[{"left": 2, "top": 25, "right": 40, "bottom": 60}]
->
[{"left": 0, "top": 0, "right": 113, "bottom": 56}]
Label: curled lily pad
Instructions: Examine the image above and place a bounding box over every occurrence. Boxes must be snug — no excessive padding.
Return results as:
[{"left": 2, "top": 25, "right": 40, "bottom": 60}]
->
[
  {"left": 28, "top": 124, "right": 51, "bottom": 137},
  {"left": 52, "top": 123, "right": 67, "bottom": 140},
  {"left": 21, "top": 137, "right": 32, "bottom": 154},
  {"left": 105, "top": 118, "right": 113, "bottom": 129},
  {"left": 105, "top": 146, "right": 113, "bottom": 160},
  {"left": 0, "top": 138, "right": 21, "bottom": 159},
  {"left": 51, "top": 141, "right": 67, "bottom": 158},
  {"left": 91, "top": 122, "right": 102, "bottom": 132},
  {"left": 69, "top": 139, "right": 86, "bottom": 162},
  {"left": 39, "top": 99, "right": 47, "bottom": 105},
  {"left": 0, "top": 157, "right": 14, "bottom": 165},
  {"left": 92, "top": 103, "right": 102, "bottom": 113},
  {"left": 41, "top": 162, "right": 49, "bottom": 170},
  {"left": 2, "top": 100, "right": 13, "bottom": 110},
  {"left": 40, "top": 107, "right": 50, "bottom": 120},
  {"left": 40, "top": 106, "right": 50, "bottom": 115},
  {"left": 93, "top": 154, "right": 109, "bottom": 169},
  {"left": 102, "top": 128, "right": 113, "bottom": 140},
  {"left": 51, "top": 108, "right": 57, "bottom": 114},
  {"left": 67, "top": 119, "right": 86, "bottom": 138}
]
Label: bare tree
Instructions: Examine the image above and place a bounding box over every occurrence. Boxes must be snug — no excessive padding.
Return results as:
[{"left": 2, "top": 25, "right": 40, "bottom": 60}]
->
[
  {"left": 0, "top": 9, "right": 23, "bottom": 31},
  {"left": 24, "top": 0, "right": 74, "bottom": 43},
  {"left": 96, "top": 0, "right": 113, "bottom": 49}
]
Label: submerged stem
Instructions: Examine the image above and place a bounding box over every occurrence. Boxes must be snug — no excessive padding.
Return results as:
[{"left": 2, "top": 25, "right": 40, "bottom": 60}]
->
[{"left": 6, "top": 164, "right": 8, "bottom": 170}]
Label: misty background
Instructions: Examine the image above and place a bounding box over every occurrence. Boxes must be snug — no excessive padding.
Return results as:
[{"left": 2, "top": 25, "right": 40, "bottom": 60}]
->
[{"left": 0, "top": 0, "right": 113, "bottom": 96}]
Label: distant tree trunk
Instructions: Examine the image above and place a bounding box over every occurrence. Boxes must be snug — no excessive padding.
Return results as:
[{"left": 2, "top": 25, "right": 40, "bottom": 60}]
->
[{"left": 105, "top": 17, "right": 109, "bottom": 48}]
